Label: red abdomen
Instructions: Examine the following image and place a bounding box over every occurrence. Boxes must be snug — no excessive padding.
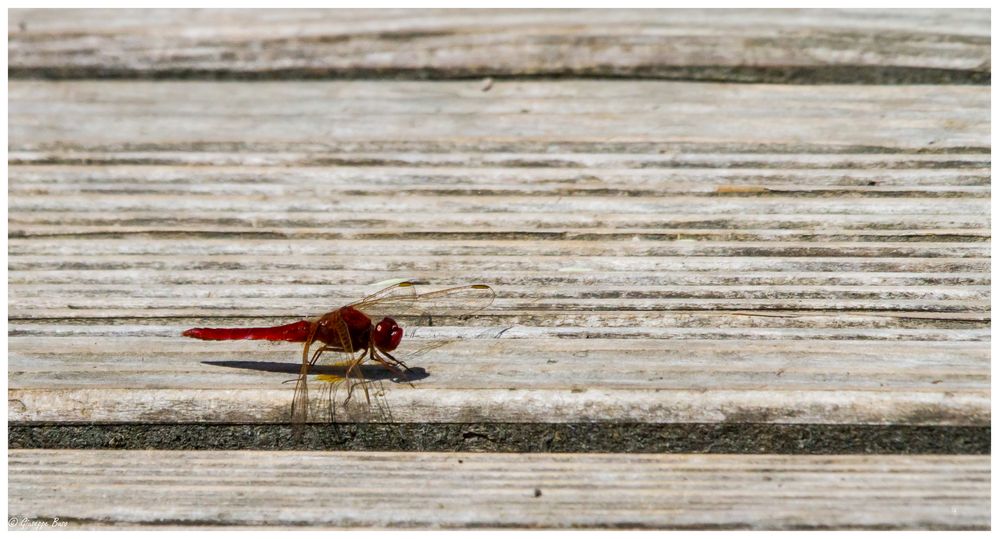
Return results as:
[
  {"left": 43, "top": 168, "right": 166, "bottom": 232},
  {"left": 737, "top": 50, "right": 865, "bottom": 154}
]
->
[{"left": 182, "top": 320, "right": 313, "bottom": 342}]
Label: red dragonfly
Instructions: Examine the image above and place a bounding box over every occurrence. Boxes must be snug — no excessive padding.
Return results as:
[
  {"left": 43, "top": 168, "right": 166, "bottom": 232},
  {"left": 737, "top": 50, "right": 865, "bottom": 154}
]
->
[{"left": 182, "top": 282, "right": 495, "bottom": 424}]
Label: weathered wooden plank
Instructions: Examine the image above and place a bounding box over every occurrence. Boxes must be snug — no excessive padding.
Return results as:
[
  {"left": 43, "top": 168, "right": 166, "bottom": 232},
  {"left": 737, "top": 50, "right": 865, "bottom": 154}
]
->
[
  {"left": 8, "top": 328, "right": 989, "bottom": 424},
  {"left": 8, "top": 238, "right": 990, "bottom": 258},
  {"left": 9, "top": 303, "right": 990, "bottom": 321},
  {"left": 7, "top": 450, "right": 990, "bottom": 529},
  {"left": 9, "top": 150, "right": 992, "bottom": 167},
  {"left": 8, "top": 165, "right": 990, "bottom": 236},
  {"left": 10, "top": 322, "right": 991, "bottom": 341},
  {"left": 9, "top": 82, "right": 989, "bottom": 151},
  {"left": 10, "top": 197, "right": 990, "bottom": 217},
  {"left": 8, "top": 164, "right": 993, "bottom": 187},
  {"left": 8, "top": 8, "right": 990, "bottom": 83},
  {"left": 8, "top": 283, "right": 991, "bottom": 316},
  {"left": 8, "top": 79, "right": 988, "bottom": 429},
  {"left": 10, "top": 255, "right": 990, "bottom": 274},
  {"left": 8, "top": 295, "right": 991, "bottom": 320},
  {"left": 10, "top": 227, "right": 991, "bottom": 244},
  {"left": 8, "top": 269, "right": 991, "bottom": 288},
  {"left": 10, "top": 283, "right": 991, "bottom": 302},
  {"left": 7, "top": 311, "right": 990, "bottom": 330}
]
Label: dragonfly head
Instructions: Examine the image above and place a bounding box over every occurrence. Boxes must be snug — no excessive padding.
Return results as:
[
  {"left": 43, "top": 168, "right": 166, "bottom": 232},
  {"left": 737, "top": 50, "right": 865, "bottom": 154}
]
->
[{"left": 373, "top": 317, "right": 403, "bottom": 352}]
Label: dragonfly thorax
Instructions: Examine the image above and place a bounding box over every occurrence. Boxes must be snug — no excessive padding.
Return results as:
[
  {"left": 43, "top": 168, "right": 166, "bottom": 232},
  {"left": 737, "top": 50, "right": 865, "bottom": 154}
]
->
[{"left": 315, "top": 306, "right": 402, "bottom": 353}]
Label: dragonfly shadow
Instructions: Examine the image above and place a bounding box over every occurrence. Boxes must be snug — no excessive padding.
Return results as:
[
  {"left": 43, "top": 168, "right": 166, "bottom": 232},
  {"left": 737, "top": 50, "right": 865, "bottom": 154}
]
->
[{"left": 202, "top": 361, "right": 429, "bottom": 383}]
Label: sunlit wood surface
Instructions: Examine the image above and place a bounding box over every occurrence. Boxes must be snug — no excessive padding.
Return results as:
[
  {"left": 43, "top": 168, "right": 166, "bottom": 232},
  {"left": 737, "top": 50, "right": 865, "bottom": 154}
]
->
[{"left": 7, "top": 8, "right": 989, "bottom": 530}]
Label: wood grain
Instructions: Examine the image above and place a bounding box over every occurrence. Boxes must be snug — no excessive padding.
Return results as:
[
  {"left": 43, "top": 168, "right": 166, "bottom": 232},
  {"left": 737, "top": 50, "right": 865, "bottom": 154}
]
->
[
  {"left": 6, "top": 9, "right": 990, "bottom": 532},
  {"left": 8, "top": 9, "right": 990, "bottom": 83},
  {"left": 7, "top": 79, "right": 989, "bottom": 427},
  {"left": 8, "top": 450, "right": 990, "bottom": 529},
  {"left": 8, "top": 325, "right": 989, "bottom": 425},
  {"left": 9, "top": 81, "right": 989, "bottom": 151}
]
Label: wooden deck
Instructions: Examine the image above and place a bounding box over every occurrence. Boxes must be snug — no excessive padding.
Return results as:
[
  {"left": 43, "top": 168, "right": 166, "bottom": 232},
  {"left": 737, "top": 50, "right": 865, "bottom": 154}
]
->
[
  {"left": 9, "top": 8, "right": 989, "bottom": 82},
  {"left": 8, "top": 451, "right": 989, "bottom": 529},
  {"left": 7, "top": 8, "right": 990, "bottom": 530}
]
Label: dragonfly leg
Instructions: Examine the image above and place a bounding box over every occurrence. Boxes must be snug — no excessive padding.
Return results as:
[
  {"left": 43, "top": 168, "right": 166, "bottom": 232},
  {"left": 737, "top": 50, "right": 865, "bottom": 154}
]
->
[
  {"left": 381, "top": 350, "right": 412, "bottom": 373},
  {"left": 370, "top": 349, "right": 406, "bottom": 377},
  {"left": 309, "top": 345, "right": 342, "bottom": 367},
  {"left": 370, "top": 348, "right": 415, "bottom": 388},
  {"left": 309, "top": 346, "right": 325, "bottom": 367},
  {"left": 307, "top": 342, "right": 371, "bottom": 412},
  {"left": 310, "top": 345, "right": 366, "bottom": 368},
  {"left": 342, "top": 358, "right": 371, "bottom": 406}
]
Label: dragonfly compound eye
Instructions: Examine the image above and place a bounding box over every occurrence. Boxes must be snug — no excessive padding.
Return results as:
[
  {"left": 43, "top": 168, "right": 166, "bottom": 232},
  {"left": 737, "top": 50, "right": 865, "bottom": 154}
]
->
[{"left": 374, "top": 317, "right": 404, "bottom": 351}]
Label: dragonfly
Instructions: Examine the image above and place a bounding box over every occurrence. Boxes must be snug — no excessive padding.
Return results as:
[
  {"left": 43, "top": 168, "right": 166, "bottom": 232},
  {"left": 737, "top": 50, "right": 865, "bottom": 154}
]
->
[{"left": 182, "top": 282, "right": 495, "bottom": 425}]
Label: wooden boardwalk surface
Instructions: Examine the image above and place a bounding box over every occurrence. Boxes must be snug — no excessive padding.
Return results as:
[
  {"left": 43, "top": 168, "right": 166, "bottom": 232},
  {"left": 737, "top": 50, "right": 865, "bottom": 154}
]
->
[
  {"left": 7, "top": 8, "right": 990, "bottom": 530},
  {"left": 9, "top": 8, "right": 989, "bottom": 82},
  {"left": 9, "top": 450, "right": 989, "bottom": 529}
]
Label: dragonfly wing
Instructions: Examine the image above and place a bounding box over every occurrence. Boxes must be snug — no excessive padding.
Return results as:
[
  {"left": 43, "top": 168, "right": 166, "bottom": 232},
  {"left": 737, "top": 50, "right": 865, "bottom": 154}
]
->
[
  {"left": 291, "top": 372, "right": 310, "bottom": 426},
  {"left": 351, "top": 283, "right": 495, "bottom": 323},
  {"left": 349, "top": 281, "right": 418, "bottom": 307},
  {"left": 292, "top": 310, "right": 374, "bottom": 425},
  {"left": 290, "top": 322, "right": 318, "bottom": 430}
]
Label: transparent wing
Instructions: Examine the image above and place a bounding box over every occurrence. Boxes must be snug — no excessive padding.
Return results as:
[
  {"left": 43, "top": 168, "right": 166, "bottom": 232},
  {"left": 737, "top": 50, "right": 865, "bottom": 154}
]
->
[
  {"left": 350, "top": 283, "right": 495, "bottom": 324},
  {"left": 314, "top": 356, "right": 372, "bottom": 424},
  {"left": 350, "top": 281, "right": 419, "bottom": 306},
  {"left": 290, "top": 322, "right": 317, "bottom": 428},
  {"left": 290, "top": 313, "right": 358, "bottom": 426}
]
